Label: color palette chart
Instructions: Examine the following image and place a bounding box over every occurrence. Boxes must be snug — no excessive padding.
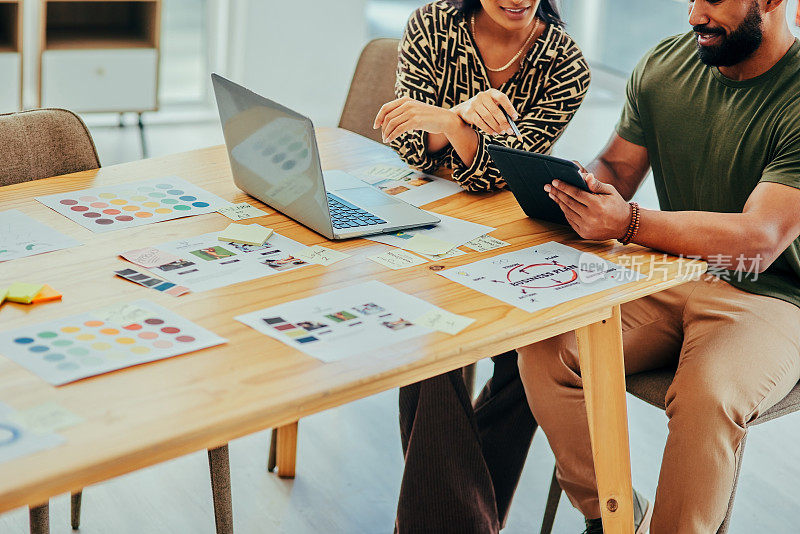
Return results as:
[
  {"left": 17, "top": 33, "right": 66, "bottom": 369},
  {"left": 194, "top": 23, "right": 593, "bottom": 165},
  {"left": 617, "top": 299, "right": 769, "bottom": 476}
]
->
[
  {"left": 0, "top": 300, "right": 227, "bottom": 385},
  {"left": 0, "top": 402, "right": 63, "bottom": 465},
  {"left": 36, "top": 176, "right": 230, "bottom": 233}
]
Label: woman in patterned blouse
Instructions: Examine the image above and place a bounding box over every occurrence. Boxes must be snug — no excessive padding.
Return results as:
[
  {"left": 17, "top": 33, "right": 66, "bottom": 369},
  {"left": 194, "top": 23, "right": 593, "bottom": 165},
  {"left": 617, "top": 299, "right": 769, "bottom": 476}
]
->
[{"left": 374, "top": 0, "right": 591, "bottom": 192}]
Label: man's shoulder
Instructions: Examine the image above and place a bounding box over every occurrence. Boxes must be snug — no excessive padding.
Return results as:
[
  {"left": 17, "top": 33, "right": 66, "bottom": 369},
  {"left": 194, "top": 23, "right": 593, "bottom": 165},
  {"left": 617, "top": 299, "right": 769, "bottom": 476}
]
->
[{"left": 640, "top": 32, "right": 698, "bottom": 75}]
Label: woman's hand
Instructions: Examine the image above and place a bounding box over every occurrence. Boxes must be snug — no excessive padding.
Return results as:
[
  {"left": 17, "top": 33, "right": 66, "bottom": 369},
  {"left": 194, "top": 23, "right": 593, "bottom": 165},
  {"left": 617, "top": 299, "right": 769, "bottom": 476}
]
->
[
  {"left": 373, "top": 96, "right": 461, "bottom": 143},
  {"left": 452, "top": 89, "right": 519, "bottom": 136}
]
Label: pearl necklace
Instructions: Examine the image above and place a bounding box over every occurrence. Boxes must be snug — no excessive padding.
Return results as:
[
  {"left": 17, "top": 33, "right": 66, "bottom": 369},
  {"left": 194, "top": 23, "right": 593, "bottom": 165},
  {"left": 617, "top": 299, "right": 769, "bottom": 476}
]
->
[{"left": 470, "top": 12, "right": 541, "bottom": 72}]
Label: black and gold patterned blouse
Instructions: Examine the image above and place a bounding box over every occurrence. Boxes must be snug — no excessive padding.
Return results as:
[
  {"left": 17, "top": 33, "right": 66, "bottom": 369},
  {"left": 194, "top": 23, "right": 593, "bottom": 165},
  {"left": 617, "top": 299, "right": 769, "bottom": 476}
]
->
[{"left": 391, "top": 0, "right": 591, "bottom": 192}]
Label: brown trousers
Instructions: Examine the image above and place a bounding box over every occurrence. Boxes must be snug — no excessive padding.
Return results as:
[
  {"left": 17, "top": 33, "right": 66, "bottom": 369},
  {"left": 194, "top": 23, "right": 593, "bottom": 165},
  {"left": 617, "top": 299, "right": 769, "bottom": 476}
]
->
[
  {"left": 396, "top": 352, "right": 537, "bottom": 533},
  {"left": 518, "top": 278, "right": 800, "bottom": 534}
]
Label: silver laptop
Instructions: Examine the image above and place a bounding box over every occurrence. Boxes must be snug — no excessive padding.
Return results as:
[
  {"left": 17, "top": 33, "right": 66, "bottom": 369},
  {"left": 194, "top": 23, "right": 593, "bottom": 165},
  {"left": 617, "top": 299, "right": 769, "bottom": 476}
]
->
[{"left": 211, "top": 74, "right": 440, "bottom": 240}]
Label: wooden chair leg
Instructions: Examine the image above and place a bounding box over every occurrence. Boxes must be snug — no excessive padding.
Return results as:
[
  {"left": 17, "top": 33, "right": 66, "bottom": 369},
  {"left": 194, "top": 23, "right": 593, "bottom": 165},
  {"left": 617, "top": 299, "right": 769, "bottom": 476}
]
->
[
  {"left": 276, "top": 422, "right": 298, "bottom": 479},
  {"left": 267, "top": 428, "right": 278, "bottom": 472},
  {"left": 462, "top": 363, "right": 477, "bottom": 398},
  {"left": 29, "top": 503, "right": 49, "bottom": 534},
  {"left": 540, "top": 465, "right": 562, "bottom": 534},
  {"left": 208, "top": 445, "right": 234, "bottom": 534},
  {"left": 70, "top": 491, "right": 82, "bottom": 530}
]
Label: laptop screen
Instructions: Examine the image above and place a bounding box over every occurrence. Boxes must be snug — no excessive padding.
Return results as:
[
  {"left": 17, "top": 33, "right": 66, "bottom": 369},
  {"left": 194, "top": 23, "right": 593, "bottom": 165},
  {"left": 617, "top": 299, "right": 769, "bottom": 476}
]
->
[{"left": 211, "top": 74, "right": 333, "bottom": 237}]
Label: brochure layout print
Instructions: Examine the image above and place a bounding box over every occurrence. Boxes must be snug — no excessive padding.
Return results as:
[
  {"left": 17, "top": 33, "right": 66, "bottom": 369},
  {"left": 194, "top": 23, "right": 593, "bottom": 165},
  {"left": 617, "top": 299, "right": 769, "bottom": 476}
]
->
[
  {"left": 0, "top": 402, "right": 63, "bottom": 465},
  {"left": 0, "top": 209, "right": 81, "bottom": 262},
  {"left": 438, "top": 241, "right": 644, "bottom": 313},
  {"left": 0, "top": 300, "right": 227, "bottom": 386},
  {"left": 235, "top": 280, "right": 441, "bottom": 362},
  {"left": 350, "top": 165, "right": 463, "bottom": 208},
  {"left": 36, "top": 176, "right": 230, "bottom": 233},
  {"left": 143, "top": 231, "right": 312, "bottom": 292}
]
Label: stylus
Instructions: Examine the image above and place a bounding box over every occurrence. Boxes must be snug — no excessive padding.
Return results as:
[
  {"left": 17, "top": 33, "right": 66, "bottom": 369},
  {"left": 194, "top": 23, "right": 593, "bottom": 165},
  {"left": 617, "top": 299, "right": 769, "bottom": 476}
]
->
[{"left": 501, "top": 109, "right": 523, "bottom": 142}]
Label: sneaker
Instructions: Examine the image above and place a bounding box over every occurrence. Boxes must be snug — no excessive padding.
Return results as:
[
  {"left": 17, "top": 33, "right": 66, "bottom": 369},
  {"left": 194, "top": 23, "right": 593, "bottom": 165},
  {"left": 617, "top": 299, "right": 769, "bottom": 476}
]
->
[{"left": 581, "top": 490, "right": 653, "bottom": 534}]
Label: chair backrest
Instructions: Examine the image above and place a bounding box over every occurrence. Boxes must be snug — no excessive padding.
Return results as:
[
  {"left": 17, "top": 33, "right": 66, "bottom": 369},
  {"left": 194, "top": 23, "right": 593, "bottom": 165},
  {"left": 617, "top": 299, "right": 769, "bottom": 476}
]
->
[
  {"left": 338, "top": 38, "right": 401, "bottom": 144},
  {"left": 0, "top": 108, "right": 100, "bottom": 187}
]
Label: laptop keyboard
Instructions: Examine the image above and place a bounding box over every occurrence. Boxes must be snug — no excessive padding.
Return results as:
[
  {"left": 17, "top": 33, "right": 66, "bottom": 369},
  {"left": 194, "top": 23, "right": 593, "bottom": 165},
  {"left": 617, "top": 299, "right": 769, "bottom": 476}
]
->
[{"left": 327, "top": 193, "right": 386, "bottom": 229}]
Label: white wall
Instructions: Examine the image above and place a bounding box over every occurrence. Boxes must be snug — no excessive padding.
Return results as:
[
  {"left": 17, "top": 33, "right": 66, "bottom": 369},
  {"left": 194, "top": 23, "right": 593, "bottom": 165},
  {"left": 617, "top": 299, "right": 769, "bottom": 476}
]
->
[{"left": 231, "top": 0, "right": 369, "bottom": 128}]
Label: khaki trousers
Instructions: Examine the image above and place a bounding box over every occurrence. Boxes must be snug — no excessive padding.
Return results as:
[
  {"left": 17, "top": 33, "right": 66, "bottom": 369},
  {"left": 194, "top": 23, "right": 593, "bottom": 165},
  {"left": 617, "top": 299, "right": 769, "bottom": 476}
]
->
[{"left": 518, "top": 278, "right": 800, "bottom": 534}]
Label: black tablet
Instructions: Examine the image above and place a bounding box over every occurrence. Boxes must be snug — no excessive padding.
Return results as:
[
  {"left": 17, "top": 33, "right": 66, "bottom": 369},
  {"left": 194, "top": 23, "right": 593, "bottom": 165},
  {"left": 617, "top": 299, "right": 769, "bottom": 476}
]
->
[{"left": 486, "top": 144, "right": 591, "bottom": 226}]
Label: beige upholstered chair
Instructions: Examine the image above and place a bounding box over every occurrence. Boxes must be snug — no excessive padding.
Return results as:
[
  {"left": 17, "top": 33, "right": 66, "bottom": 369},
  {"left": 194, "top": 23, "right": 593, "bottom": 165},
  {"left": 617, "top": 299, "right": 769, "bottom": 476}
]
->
[
  {"left": 539, "top": 368, "right": 800, "bottom": 534},
  {"left": 0, "top": 109, "right": 233, "bottom": 534},
  {"left": 338, "top": 38, "right": 402, "bottom": 144}
]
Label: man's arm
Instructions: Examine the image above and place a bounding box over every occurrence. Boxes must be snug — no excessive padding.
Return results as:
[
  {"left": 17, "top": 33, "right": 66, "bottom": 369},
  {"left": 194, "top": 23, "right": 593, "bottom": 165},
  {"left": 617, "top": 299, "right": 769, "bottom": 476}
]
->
[
  {"left": 633, "top": 182, "right": 800, "bottom": 272},
  {"left": 547, "top": 141, "right": 800, "bottom": 272},
  {"left": 582, "top": 133, "right": 651, "bottom": 201}
]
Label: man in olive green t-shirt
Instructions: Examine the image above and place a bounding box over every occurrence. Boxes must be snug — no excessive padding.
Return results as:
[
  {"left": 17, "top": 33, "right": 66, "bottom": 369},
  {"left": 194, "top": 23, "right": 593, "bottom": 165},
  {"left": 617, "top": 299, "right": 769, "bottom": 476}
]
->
[{"left": 517, "top": 1, "right": 800, "bottom": 533}]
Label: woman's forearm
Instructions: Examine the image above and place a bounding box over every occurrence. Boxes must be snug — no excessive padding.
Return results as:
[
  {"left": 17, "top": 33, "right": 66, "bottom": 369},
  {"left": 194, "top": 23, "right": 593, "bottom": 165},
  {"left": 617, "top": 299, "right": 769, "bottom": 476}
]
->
[
  {"left": 425, "top": 132, "right": 450, "bottom": 153},
  {"left": 443, "top": 116, "right": 479, "bottom": 167}
]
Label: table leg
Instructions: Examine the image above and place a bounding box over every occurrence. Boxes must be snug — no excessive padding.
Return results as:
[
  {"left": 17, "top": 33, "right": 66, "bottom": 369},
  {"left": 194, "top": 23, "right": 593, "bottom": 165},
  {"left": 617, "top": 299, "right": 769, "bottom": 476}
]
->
[
  {"left": 28, "top": 503, "right": 49, "bottom": 534},
  {"left": 575, "top": 305, "right": 633, "bottom": 534},
  {"left": 208, "top": 445, "right": 234, "bottom": 534},
  {"left": 276, "top": 422, "right": 298, "bottom": 479}
]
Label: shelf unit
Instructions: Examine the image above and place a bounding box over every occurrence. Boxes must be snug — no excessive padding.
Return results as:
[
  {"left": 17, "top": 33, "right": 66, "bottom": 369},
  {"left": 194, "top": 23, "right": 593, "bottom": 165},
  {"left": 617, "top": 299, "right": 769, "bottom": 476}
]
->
[
  {"left": 0, "top": 0, "right": 22, "bottom": 112},
  {"left": 39, "top": 0, "right": 161, "bottom": 113}
]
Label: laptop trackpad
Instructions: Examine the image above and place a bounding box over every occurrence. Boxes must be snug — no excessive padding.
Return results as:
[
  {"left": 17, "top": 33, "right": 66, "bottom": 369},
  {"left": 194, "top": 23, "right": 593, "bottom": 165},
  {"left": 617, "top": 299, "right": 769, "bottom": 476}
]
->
[{"left": 335, "top": 187, "right": 396, "bottom": 207}]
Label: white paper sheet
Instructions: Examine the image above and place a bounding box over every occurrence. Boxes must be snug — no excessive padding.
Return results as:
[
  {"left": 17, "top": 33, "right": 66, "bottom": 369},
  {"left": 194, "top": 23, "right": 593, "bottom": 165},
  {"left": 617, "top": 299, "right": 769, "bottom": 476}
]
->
[
  {"left": 235, "top": 281, "right": 443, "bottom": 362},
  {"left": 0, "top": 209, "right": 81, "bottom": 262},
  {"left": 0, "top": 402, "right": 63, "bottom": 465},
  {"left": 36, "top": 176, "right": 231, "bottom": 233},
  {"left": 350, "top": 165, "right": 463, "bottom": 207},
  {"left": 0, "top": 300, "right": 227, "bottom": 386},
  {"left": 438, "top": 241, "right": 644, "bottom": 313},
  {"left": 365, "top": 212, "right": 494, "bottom": 251},
  {"left": 141, "top": 231, "right": 312, "bottom": 292}
]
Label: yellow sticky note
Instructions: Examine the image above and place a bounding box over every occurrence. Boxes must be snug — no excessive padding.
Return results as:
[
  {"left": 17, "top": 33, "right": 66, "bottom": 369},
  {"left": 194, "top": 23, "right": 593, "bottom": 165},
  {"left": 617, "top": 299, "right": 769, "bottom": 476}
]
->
[
  {"left": 404, "top": 235, "right": 456, "bottom": 256},
  {"left": 218, "top": 223, "right": 274, "bottom": 246},
  {"left": 367, "top": 249, "right": 428, "bottom": 270},
  {"left": 414, "top": 308, "right": 475, "bottom": 335},
  {"left": 294, "top": 245, "right": 351, "bottom": 266},
  {"left": 6, "top": 282, "right": 45, "bottom": 304},
  {"left": 0, "top": 287, "right": 7, "bottom": 304}
]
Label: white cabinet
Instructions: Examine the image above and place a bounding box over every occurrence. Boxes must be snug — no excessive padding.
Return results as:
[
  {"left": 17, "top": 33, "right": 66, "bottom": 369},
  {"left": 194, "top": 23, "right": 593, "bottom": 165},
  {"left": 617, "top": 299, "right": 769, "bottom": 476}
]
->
[
  {"left": 38, "top": 0, "right": 161, "bottom": 113},
  {"left": 0, "top": 52, "right": 21, "bottom": 112},
  {"left": 41, "top": 49, "right": 158, "bottom": 112}
]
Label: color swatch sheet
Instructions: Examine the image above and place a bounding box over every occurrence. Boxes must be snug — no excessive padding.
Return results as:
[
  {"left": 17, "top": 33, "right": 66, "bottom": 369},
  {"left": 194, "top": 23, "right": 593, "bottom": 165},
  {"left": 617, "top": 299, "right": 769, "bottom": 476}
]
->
[
  {"left": 141, "top": 231, "right": 312, "bottom": 293},
  {"left": 0, "top": 402, "right": 63, "bottom": 465},
  {"left": 365, "top": 213, "right": 494, "bottom": 251},
  {"left": 0, "top": 300, "right": 227, "bottom": 385},
  {"left": 235, "top": 280, "right": 440, "bottom": 362},
  {"left": 350, "top": 164, "right": 463, "bottom": 207},
  {"left": 438, "top": 241, "right": 644, "bottom": 313},
  {"left": 36, "top": 177, "right": 230, "bottom": 233},
  {"left": 0, "top": 209, "right": 81, "bottom": 262}
]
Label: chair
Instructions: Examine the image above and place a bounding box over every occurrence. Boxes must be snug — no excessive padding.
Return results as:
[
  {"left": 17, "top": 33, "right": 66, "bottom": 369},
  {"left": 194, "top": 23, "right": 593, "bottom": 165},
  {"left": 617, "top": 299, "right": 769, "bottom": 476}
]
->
[
  {"left": 266, "top": 38, "right": 481, "bottom": 477},
  {"left": 538, "top": 367, "right": 800, "bottom": 534},
  {"left": 0, "top": 109, "right": 233, "bottom": 534},
  {"left": 338, "top": 38, "right": 402, "bottom": 144}
]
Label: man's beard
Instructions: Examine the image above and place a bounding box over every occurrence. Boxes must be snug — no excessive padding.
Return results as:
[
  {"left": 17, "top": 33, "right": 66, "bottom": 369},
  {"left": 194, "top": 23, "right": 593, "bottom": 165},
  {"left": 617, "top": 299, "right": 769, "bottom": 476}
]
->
[{"left": 694, "top": 2, "right": 763, "bottom": 67}]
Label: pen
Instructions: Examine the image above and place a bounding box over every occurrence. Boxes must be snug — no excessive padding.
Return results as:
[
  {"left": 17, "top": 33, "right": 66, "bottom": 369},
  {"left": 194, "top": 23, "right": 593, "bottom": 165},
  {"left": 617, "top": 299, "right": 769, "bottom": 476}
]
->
[{"left": 501, "top": 108, "right": 523, "bottom": 142}]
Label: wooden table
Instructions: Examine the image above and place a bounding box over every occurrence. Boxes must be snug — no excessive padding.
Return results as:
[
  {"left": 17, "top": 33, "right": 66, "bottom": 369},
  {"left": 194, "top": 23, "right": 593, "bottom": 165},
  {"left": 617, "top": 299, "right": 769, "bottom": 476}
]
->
[{"left": 0, "top": 127, "right": 704, "bottom": 533}]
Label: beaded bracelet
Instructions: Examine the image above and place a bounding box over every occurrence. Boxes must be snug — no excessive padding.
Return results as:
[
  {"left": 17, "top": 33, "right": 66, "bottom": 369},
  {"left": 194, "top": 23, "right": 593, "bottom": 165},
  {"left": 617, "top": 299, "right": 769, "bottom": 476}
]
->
[{"left": 619, "top": 202, "right": 640, "bottom": 245}]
